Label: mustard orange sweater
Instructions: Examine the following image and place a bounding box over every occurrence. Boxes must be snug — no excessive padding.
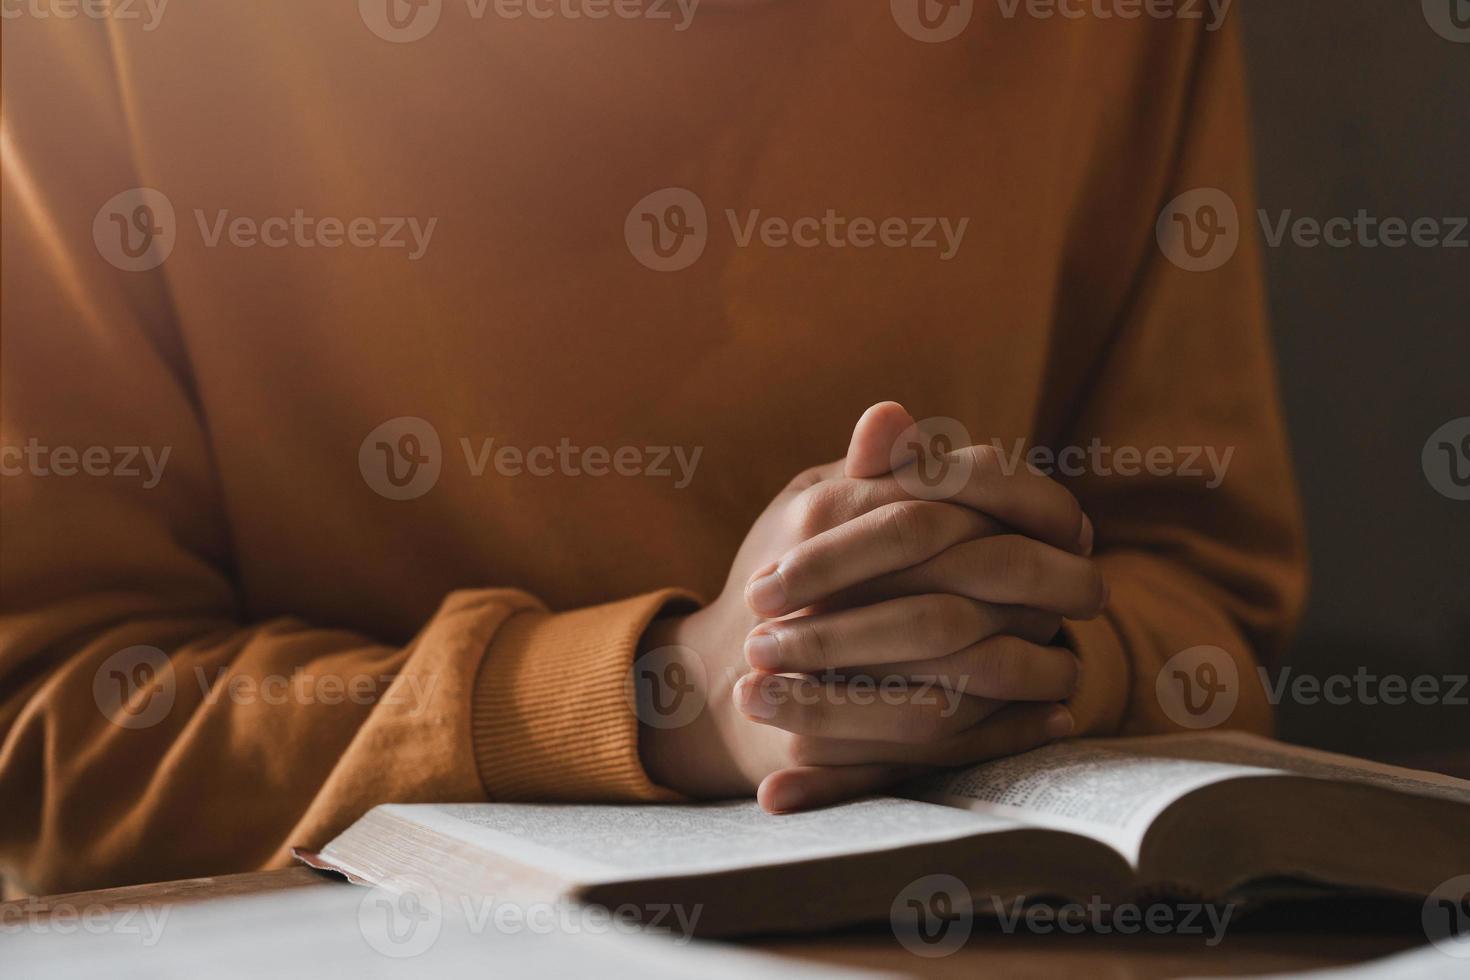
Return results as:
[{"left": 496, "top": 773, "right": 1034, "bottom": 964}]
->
[{"left": 1, "top": 5, "right": 1305, "bottom": 894}]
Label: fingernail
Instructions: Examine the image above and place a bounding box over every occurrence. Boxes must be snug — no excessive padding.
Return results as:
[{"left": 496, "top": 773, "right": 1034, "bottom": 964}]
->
[
  {"left": 762, "top": 781, "right": 802, "bottom": 813},
  {"left": 735, "top": 674, "right": 779, "bottom": 720},
  {"left": 1045, "top": 706, "right": 1075, "bottom": 739},
  {"left": 745, "top": 632, "right": 781, "bottom": 671},
  {"left": 745, "top": 570, "right": 788, "bottom": 616},
  {"left": 1078, "top": 514, "right": 1095, "bottom": 556}
]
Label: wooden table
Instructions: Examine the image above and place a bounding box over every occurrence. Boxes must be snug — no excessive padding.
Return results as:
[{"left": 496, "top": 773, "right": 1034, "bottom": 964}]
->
[{"left": 6, "top": 867, "right": 1437, "bottom": 978}]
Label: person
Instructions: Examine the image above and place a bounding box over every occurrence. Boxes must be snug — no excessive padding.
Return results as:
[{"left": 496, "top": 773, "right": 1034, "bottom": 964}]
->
[{"left": 0, "top": 4, "right": 1305, "bottom": 895}]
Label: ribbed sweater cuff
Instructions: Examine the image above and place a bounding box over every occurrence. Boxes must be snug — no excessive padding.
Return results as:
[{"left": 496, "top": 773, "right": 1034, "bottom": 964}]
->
[{"left": 471, "top": 589, "right": 699, "bottom": 802}]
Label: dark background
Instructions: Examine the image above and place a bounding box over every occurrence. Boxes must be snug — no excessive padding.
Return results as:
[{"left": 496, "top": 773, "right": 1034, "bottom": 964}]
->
[{"left": 1241, "top": 2, "right": 1469, "bottom": 762}]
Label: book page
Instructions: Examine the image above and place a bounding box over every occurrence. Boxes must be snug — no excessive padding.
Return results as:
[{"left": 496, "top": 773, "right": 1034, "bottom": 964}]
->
[
  {"left": 1109, "top": 731, "right": 1470, "bottom": 806},
  {"left": 920, "top": 740, "right": 1283, "bottom": 865},
  {"left": 921, "top": 732, "right": 1470, "bottom": 867},
  {"left": 388, "top": 797, "right": 1025, "bottom": 884}
]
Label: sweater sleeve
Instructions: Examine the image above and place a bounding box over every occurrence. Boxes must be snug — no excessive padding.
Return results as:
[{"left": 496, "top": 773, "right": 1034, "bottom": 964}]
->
[
  {"left": 0, "top": 21, "right": 685, "bottom": 896},
  {"left": 1057, "top": 20, "right": 1308, "bottom": 736}
]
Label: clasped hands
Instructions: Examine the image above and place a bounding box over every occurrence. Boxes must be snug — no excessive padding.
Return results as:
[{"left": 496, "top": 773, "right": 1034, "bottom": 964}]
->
[{"left": 639, "top": 402, "right": 1106, "bottom": 812}]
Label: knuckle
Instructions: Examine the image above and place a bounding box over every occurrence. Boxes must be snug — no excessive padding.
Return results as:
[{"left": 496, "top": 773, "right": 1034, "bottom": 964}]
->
[
  {"left": 785, "top": 466, "right": 825, "bottom": 495},
  {"left": 967, "top": 442, "right": 1002, "bottom": 481},
  {"left": 788, "top": 681, "right": 828, "bottom": 737},
  {"left": 881, "top": 501, "right": 931, "bottom": 565},
  {"left": 793, "top": 481, "right": 846, "bottom": 538},
  {"left": 993, "top": 535, "right": 1041, "bottom": 590},
  {"left": 790, "top": 618, "right": 834, "bottom": 670}
]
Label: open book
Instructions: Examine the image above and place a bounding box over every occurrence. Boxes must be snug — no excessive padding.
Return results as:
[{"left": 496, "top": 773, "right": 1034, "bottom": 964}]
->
[{"left": 302, "top": 733, "right": 1470, "bottom": 937}]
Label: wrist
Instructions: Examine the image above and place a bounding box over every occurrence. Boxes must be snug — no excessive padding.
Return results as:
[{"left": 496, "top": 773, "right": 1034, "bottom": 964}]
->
[{"left": 635, "top": 606, "right": 748, "bottom": 798}]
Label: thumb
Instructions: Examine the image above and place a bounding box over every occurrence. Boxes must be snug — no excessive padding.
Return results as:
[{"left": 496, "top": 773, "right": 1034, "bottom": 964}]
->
[
  {"left": 758, "top": 764, "right": 922, "bottom": 813},
  {"left": 844, "top": 401, "right": 915, "bottom": 479}
]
